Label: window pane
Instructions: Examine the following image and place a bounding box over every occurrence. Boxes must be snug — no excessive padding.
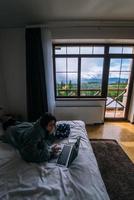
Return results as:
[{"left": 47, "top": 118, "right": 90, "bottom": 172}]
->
[
  {"left": 66, "top": 90, "right": 77, "bottom": 96},
  {"left": 108, "top": 72, "right": 120, "bottom": 97},
  {"left": 57, "top": 90, "right": 67, "bottom": 97},
  {"left": 56, "top": 58, "right": 66, "bottom": 72},
  {"left": 105, "top": 106, "right": 116, "bottom": 118},
  {"left": 80, "top": 46, "right": 93, "bottom": 54},
  {"left": 120, "top": 72, "right": 130, "bottom": 85},
  {"left": 109, "top": 46, "right": 134, "bottom": 54},
  {"left": 81, "top": 72, "right": 102, "bottom": 91},
  {"left": 107, "top": 90, "right": 118, "bottom": 98},
  {"left": 56, "top": 73, "right": 66, "bottom": 86},
  {"left": 121, "top": 59, "right": 132, "bottom": 71},
  {"left": 109, "top": 47, "right": 123, "bottom": 54},
  {"left": 123, "top": 47, "right": 133, "bottom": 54},
  {"left": 108, "top": 72, "right": 120, "bottom": 84},
  {"left": 118, "top": 72, "right": 129, "bottom": 104},
  {"left": 56, "top": 73, "right": 67, "bottom": 97},
  {"left": 81, "top": 73, "right": 102, "bottom": 88},
  {"left": 80, "top": 90, "right": 101, "bottom": 96},
  {"left": 67, "top": 73, "right": 78, "bottom": 89},
  {"left": 81, "top": 58, "right": 103, "bottom": 73},
  {"left": 55, "top": 46, "right": 66, "bottom": 54},
  {"left": 67, "top": 46, "right": 79, "bottom": 54},
  {"left": 80, "top": 46, "right": 104, "bottom": 55},
  {"left": 66, "top": 72, "right": 78, "bottom": 96},
  {"left": 80, "top": 58, "right": 104, "bottom": 96},
  {"left": 115, "top": 107, "right": 124, "bottom": 118},
  {"left": 93, "top": 46, "right": 104, "bottom": 54},
  {"left": 67, "top": 58, "right": 78, "bottom": 72},
  {"left": 110, "top": 59, "right": 121, "bottom": 71}
]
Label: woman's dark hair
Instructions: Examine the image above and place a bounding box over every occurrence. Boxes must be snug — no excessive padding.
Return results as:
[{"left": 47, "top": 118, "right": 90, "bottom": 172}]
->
[{"left": 40, "top": 113, "right": 56, "bottom": 129}]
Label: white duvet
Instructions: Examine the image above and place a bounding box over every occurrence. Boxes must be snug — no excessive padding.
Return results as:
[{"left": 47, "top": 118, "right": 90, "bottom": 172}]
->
[{"left": 0, "top": 121, "right": 110, "bottom": 200}]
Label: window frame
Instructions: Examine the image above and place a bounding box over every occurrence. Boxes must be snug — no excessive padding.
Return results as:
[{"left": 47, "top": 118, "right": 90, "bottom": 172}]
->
[{"left": 53, "top": 43, "right": 134, "bottom": 99}]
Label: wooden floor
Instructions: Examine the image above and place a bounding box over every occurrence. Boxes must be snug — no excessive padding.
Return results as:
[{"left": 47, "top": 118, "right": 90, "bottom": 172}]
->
[{"left": 86, "top": 122, "right": 134, "bottom": 163}]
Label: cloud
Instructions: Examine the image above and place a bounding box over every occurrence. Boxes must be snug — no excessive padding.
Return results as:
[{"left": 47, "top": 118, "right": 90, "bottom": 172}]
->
[
  {"left": 56, "top": 58, "right": 131, "bottom": 83},
  {"left": 110, "top": 59, "right": 132, "bottom": 71}
]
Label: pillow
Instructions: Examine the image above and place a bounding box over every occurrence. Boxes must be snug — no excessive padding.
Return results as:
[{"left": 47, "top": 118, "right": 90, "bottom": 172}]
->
[{"left": 55, "top": 123, "right": 70, "bottom": 139}]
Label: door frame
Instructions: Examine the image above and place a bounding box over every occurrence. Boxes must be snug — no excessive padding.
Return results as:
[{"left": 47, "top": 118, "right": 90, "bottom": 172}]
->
[{"left": 104, "top": 56, "right": 134, "bottom": 121}]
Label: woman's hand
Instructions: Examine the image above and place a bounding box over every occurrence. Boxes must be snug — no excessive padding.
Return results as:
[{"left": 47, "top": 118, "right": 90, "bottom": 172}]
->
[{"left": 51, "top": 144, "right": 61, "bottom": 153}]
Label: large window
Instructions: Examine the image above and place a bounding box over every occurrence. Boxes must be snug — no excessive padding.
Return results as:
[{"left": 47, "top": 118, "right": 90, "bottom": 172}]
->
[
  {"left": 53, "top": 44, "right": 134, "bottom": 102},
  {"left": 53, "top": 45, "right": 105, "bottom": 97}
]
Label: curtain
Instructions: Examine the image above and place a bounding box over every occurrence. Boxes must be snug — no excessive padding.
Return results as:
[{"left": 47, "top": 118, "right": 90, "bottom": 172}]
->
[
  {"left": 25, "top": 28, "right": 48, "bottom": 121},
  {"left": 41, "top": 28, "right": 55, "bottom": 114}
]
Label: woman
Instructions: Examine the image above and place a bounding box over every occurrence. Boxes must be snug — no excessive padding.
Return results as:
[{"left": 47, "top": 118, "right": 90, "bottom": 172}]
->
[{"left": 0, "top": 113, "right": 61, "bottom": 163}]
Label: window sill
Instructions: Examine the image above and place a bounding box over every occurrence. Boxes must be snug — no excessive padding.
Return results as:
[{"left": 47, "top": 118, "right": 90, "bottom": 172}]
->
[{"left": 56, "top": 98, "right": 106, "bottom": 101}]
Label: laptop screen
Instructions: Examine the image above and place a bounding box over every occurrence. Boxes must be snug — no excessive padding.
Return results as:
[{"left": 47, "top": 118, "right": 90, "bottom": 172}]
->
[
  {"left": 67, "top": 136, "right": 81, "bottom": 167},
  {"left": 57, "top": 136, "right": 81, "bottom": 167}
]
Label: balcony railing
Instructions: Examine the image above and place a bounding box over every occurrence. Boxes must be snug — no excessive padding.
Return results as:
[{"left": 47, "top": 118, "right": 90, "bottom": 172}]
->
[
  {"left": 57, "top": 88, "right": 102, "bottom": 96},
  {"left": 57, "top": 88, "right": 127, "bottom": 109}
]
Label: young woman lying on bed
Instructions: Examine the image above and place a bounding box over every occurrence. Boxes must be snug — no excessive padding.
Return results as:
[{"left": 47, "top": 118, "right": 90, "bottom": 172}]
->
[{"left": 0, "top": 113, "right": 62, "bottom": 163}]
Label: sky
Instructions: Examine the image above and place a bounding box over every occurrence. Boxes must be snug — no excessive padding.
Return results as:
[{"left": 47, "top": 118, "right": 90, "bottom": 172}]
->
[{"left": 55, "top": 46, "right": 133, "bottom": 83}]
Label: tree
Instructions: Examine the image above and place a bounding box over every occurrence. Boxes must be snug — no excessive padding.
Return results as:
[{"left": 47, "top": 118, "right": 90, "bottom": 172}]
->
[
  {"left": 69, "top": 80, "right": 72, "bottom": 89},
  {"left": 60, "top": 81, "right": 64, "bottom": 89}
]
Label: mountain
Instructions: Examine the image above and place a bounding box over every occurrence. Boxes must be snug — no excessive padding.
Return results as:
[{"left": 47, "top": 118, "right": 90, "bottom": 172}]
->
[
  {"left": 108, "top": 78, "right": 128, "bottom": 84},
  {"left": 80, "top": 77, "right": 128, "bottom": 84},
  {"left": 56, "top": 74, "right": 128, "bottom": 84}
]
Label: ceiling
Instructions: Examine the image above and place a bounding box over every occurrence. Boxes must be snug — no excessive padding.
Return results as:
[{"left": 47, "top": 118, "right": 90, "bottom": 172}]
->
[{"left": 0, "top": 0, "right": 134, "bottom": 27}]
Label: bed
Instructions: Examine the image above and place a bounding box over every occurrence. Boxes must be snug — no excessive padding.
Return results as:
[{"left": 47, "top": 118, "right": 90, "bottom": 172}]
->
[{"left": 0, "top": 120, "right": 110, "bottom": 200}]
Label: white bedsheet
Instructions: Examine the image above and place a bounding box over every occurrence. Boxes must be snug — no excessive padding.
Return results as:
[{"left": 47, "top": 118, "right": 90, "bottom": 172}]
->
[{"left": 0, "top": 121, "right": 110, "bottom": 200}]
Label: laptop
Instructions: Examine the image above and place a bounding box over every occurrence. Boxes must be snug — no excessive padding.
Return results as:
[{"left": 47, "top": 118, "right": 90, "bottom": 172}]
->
[{"left": 56, "top": 136, "right": 81, "bottom": 168}]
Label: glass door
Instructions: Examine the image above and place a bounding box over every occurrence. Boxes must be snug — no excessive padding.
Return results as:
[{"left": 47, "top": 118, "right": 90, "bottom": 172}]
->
[{"left": 105, "top": 58, "right": 133, "bottom": 119}]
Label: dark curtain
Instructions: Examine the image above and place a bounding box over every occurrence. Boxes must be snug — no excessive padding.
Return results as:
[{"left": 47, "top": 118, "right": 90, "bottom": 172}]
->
[{"left": 25, "top": 28, "right": 48, "bottom": 122}]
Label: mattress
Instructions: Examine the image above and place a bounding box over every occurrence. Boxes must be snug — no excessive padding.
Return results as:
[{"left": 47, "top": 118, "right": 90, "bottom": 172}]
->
[{"left": 0, "top": 120, "right": 110, "bottom": 200}]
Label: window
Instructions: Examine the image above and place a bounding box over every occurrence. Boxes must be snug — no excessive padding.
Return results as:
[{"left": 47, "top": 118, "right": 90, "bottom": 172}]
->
[
  {"left": 53, "top": 44, "right": 134, "bottom": 99},
  {"left": 56, "top": 57, "right": 78, "bottom": 96},
  {"left": 106, "top": 58, "right": 133, "bottom": 118},
  {"left": 80, "top": 58, "right": 104, "bottom": 96},
  {"left": 109, "top": 46, "right": 134, "bottom": 54}
]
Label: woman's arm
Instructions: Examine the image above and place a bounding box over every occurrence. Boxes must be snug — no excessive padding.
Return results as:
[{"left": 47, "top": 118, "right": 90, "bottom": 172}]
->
[{"left": 20, "top": 140, "right": 53, "bottom": 163}]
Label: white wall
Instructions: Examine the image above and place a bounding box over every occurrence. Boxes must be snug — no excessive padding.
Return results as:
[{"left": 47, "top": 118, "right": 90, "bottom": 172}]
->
[
  {"left": 128, "top": 81, "right": 134, "bottom": 123},
  {"left": 51, "top": 26, "right": 134, "bottom": 40},
  {"left": 54, "top": 99, "right": 105, "bottom": 124},
  {"left": 0, "top": 28, "right": 27, "bottom": 119}
]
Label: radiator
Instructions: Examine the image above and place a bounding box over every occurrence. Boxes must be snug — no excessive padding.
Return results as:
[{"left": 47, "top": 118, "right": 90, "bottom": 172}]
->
[{"left": 54, "top": 106, "right": 104, "bottom": 124}]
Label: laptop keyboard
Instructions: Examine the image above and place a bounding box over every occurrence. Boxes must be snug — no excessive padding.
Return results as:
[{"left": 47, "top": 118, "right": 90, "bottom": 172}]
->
[{"left": 57, "top": 145, "right": 71, "bottom": 165}]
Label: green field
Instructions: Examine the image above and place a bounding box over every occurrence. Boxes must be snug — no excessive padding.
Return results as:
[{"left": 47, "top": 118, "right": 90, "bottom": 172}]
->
[
  {"left": 56, "top": 81, "right": 127, "bottom": 99},
  {"left": 108, "top": 83, "right": 127, "bottom": 102}
]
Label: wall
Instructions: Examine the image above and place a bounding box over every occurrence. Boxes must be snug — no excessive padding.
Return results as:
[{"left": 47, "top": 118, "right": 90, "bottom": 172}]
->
[
  {"left": 0, "top": 62, "right": 8, "bottom": 116},
  {"left": 128, "top": 81, "right": 134, "bottom": 123},
  {"left": 51, "top": 26, "right": 134, "bottom": 40},
  {"left": 0, "top": 28, "right": 27, "bottom": 119},
  {"left": 54, "top": 99, "right": 105, "bottom": 124}
]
